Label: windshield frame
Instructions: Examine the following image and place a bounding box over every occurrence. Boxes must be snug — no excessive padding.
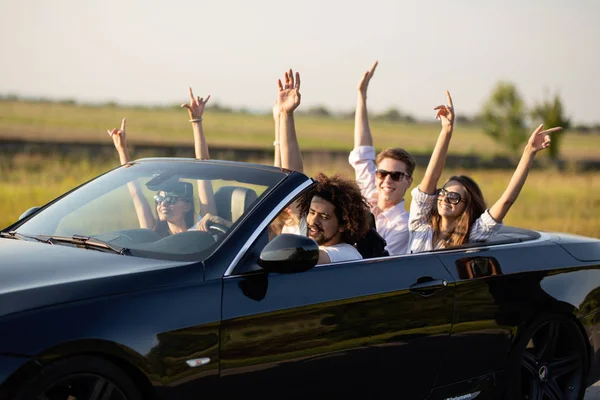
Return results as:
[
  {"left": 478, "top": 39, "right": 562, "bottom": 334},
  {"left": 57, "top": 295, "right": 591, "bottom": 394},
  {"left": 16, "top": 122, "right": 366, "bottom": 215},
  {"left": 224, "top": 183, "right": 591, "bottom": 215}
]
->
[{"left": 4, "top": 158, "right": 291, "bottom": 262}]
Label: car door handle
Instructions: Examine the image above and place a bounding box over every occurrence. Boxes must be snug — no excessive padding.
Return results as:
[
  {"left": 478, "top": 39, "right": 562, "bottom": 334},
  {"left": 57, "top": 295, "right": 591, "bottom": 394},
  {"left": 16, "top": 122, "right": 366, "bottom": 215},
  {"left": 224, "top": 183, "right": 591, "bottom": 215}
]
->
[{"left": 409, "top": 278, "right": 448, "bottom": 295}]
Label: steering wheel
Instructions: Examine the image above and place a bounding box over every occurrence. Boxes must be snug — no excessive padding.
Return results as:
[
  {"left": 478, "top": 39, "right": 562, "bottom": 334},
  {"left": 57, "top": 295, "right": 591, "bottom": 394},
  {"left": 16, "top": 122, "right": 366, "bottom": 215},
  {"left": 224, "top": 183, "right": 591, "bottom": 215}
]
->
[{"left": 208, "top": 222, "right": 229, "bottom": 241}]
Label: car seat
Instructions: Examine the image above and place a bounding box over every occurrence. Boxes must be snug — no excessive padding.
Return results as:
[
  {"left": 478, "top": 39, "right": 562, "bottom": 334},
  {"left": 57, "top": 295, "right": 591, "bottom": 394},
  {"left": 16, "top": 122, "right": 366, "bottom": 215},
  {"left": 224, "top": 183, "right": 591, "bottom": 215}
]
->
[
  {"left": 355, "top": 213, "right": 389, "bottom": 259},
  {"left": 214, "top": 186, "right": 259, "bottom": 223}
]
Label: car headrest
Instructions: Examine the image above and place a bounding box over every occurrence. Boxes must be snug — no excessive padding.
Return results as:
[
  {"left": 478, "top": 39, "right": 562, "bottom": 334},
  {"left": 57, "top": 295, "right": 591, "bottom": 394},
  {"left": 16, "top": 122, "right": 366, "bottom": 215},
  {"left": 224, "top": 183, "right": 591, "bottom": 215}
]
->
[{"left": 214, "top": 186, "right": 258, "bottom": 223}]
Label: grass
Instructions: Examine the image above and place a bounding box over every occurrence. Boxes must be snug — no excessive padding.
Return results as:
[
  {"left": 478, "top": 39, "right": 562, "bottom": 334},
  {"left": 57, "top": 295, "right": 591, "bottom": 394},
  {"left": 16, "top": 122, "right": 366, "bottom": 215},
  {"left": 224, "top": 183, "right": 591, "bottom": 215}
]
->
[
  {"left": 1, "top": 100, "right": 600, "bottom": 160},
  {"left": 1, "top": 153, "right": 599, "bottom": 238}
]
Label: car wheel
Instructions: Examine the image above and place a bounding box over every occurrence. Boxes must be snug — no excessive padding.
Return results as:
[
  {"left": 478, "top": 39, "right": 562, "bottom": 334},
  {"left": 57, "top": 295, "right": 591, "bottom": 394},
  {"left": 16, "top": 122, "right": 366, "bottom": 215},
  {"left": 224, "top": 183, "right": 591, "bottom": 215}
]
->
[
  {"left": 507, "top": 314, "right": 588, "bottom": 400},
  {"left": 13, "top": 355, "right": 142, "bottom": 400}
]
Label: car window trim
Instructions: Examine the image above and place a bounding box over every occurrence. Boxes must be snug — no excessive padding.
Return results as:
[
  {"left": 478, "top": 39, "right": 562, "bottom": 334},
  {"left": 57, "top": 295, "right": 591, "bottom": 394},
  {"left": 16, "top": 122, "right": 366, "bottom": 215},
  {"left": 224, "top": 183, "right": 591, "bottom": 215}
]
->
[{"left": 223, "top": 179, "right": 314, "bottom": 277}]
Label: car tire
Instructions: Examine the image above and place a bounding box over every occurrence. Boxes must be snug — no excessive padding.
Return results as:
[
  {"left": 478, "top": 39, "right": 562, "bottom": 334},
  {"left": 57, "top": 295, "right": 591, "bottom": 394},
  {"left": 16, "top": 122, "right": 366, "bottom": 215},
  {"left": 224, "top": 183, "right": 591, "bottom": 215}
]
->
[
  {"left": 13, "top": 355, "right": 142, "bottom": 400},
  {"left": 505, "top": 313, "right": 588, "bottom": 400}
]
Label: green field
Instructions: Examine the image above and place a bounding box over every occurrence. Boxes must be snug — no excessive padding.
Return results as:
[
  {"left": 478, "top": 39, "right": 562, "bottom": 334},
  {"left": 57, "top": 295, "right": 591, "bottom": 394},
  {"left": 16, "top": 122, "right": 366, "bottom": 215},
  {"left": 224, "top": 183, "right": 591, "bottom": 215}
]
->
[
  {"left": 1, "top": 100, "right": 600, "bottom": 160},
  {"left": 1, "top": 153, "right": 599, "bottom": 238}
]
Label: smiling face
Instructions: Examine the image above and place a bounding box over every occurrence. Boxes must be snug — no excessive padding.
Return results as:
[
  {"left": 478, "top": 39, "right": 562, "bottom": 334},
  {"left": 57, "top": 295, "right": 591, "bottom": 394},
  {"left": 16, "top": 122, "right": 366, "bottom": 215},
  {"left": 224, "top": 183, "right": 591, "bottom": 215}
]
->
[
  {"left": 155, "top": 191, "right": 191, "bottom": 223},
  {"left": 437, "top": 181, "right": 468, "bottom": 220},
  {"left": 306, "top": 196, "right": 344, "bottom": 246},
  {"left": 375, "top": 158, "right": 413, "bottom": 210}
]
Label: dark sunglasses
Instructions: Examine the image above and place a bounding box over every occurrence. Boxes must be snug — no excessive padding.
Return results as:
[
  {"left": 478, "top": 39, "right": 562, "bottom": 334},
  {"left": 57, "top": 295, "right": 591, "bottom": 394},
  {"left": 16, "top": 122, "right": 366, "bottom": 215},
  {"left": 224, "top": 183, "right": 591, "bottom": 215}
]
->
[
  {"left": 437, "top": 188, "right": 467, "bottom": 205},
  {"left": 154, "top": 195, "right": 186, "bottom": 206},
  {"left": 375, "top": 169, "right": 410, "bottom": 182}
]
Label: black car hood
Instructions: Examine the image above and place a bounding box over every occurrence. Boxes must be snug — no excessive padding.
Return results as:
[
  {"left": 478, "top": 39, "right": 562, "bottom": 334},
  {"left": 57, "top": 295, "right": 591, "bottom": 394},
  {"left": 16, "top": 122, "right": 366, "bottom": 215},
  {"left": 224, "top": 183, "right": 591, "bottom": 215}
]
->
[{"left": 0, "top": 239, "right": 202, "bottom": 318}]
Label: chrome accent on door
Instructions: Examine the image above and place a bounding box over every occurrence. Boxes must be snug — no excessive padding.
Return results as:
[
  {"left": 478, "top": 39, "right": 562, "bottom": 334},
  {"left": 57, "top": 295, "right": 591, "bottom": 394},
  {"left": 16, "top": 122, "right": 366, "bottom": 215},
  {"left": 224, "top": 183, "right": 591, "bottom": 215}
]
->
[
  {"left": 186, "top": 357, "right": 211, "bottom": 367},
  {"left": 224, "top": 179, "right": 314, "bottom": 277}
]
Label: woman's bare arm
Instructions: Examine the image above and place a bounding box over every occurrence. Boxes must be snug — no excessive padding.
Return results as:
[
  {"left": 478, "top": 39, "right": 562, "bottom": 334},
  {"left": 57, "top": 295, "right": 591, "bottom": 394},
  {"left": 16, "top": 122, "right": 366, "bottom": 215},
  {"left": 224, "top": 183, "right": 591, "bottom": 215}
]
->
[
  {"left": 488, "top": 124, "right": 562, "bottom": 222},
  {"left": 181, "top": 87, "right": 218, "bottom": 217},
  {"left": 107, "top": 118, "right": 155, "bottom": 229},
  {"left": 419, "top": 91, "right": 455, "bottom": 195}
]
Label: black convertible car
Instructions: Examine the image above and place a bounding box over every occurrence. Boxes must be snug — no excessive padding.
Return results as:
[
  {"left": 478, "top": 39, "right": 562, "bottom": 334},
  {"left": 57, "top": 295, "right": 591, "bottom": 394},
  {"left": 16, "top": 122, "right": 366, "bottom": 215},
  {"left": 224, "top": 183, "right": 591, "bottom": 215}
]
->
[{"left": 1, "top": 158, "right": 600, "bottom": 400}]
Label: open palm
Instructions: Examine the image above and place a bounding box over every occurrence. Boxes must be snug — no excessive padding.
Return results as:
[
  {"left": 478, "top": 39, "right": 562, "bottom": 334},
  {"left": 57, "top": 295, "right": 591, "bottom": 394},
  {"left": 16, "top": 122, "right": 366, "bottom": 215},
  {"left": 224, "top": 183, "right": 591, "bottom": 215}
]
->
[{"left": 277, "top": 69, "right": 301, "bottom": 113}]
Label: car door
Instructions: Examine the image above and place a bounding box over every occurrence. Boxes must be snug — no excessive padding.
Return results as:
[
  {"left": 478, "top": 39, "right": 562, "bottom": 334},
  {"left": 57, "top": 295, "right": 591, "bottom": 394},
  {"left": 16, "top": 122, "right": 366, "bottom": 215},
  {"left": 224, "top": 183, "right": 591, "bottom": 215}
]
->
[
  {"left": 432, "top": 240, "right": 573, "bottom": 388},
  {"left": 218, "top": 228, "right": 456, "bottom": 400}
]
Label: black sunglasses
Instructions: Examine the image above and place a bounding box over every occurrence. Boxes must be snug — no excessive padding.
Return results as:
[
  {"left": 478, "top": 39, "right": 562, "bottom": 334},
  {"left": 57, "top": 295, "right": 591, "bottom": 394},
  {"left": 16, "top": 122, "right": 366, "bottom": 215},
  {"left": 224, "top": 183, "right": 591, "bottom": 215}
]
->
[
  {"left": 375, "top": 169, "right": 410, "bottom": 182},
  {"left": 437, "top": 188, "right": 467, "bottom": 205},
  {"left": 154, "top": 194, "right": 186, "bottom": 206}
]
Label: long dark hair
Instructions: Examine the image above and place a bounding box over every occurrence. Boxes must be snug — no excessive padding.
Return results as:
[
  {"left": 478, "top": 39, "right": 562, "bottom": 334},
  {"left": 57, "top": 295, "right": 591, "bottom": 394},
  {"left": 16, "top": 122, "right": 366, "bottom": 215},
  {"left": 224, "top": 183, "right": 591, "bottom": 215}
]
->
[
  {"left": 431, "top": 175, "right": 486, "bottom": 247},
  {"left": 153, "top": 196, "right": 196, "bottom": 238}
]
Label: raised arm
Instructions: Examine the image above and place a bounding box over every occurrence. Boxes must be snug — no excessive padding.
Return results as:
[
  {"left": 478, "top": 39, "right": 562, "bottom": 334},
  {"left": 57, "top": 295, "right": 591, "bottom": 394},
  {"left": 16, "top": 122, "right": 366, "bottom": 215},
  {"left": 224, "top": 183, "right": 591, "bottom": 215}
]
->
[
  {"left": 277, "top": 69, "right": 303, "bottom": 173},
  {"left": 488, "top": 124, "right": 561, "bottom": 222},
  {"left": 273, "top": 102, "right": 281, "bottom": 167},
  {"left": 107, "top": 118, "right": 155, "bottom": 229},
  {"left": 181, "top": 88, "right": 217, "bottom": 217},
  {"left": 419, "top": 91, "right": 455, "bottom": 195},
  {"left": 354, "top": 61, "right": 378, "bottom": 148}
]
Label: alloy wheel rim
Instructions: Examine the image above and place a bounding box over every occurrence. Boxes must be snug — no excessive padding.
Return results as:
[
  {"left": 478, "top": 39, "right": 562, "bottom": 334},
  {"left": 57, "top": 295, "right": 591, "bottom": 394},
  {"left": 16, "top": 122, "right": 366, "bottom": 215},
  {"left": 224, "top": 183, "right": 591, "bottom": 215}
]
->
[
  {"left": 520, "top": 319, "right": 586, "bottom": 400},
  {"left": 40, "top": 373, "right": 128, "bottom": 400}
]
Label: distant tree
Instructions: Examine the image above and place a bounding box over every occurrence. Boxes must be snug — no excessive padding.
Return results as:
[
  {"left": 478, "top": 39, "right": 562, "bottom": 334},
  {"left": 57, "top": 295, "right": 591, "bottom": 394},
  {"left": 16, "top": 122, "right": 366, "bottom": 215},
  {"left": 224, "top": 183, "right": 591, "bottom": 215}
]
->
[
  {"left": 376, "top": 107, "right": 403, "bottom": 122},
  {"left": 573, "top": 124, "right": 590, "bottom": 134},
  {"left": 207, "top": 101, "right": 232, "bottom": 113},
  {"left": 455, "top": 115, "right": 472, "bottom": 125},
  {"left": 339, "top": 110, "right": 355, "bottom": 120},
  {"left": 304, "top": 105, "right": 331, "bottom": 118},
  {"left": 530, "top": 93, "right": 570, "bottom": 161},
  {"left": 481, "top": 82, "right": 527, "bottom": 156}
]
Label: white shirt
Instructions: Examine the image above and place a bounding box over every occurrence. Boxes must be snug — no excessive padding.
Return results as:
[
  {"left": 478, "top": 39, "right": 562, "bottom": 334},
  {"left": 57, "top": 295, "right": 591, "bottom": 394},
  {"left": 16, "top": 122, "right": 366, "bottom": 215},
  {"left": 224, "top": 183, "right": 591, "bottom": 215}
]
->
[
  {"left": 408, "top": 187, "right": 503, "bottom": 253},
  {"left": 280, "top": 221, "right": 361, "bottom": 263},
  {"left": 349, "top": 145, "right": 410, "bottom": 255},
  {"left": 320, "top": 243, "right": 363, "bottom": 263}
]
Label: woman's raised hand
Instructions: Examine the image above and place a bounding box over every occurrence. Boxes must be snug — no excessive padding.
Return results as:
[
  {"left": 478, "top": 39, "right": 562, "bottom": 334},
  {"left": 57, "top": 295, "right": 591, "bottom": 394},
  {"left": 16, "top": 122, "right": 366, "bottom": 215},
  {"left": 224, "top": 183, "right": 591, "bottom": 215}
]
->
[
  {"left": 276, "top": 69, "right": 301, "bottom": 114},
  {"left": 181, "top": 87, "right": 210, "bottom": 120},
  {"left": 107, "top": 118, "right": 127, "bottom": 150},
  {"left": 526, "top": 124, "right": 562, "bottom": 154},
  {"left": 434, "top": 91, "right": 455, "bottom": 132}
]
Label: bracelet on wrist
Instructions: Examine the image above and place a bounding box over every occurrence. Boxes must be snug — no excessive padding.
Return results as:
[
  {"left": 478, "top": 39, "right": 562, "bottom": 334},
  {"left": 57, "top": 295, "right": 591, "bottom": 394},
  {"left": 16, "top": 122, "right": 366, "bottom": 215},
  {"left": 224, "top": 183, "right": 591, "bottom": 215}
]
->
[{"left": 189, "top": 118, "right": 203, "bottom": 123}]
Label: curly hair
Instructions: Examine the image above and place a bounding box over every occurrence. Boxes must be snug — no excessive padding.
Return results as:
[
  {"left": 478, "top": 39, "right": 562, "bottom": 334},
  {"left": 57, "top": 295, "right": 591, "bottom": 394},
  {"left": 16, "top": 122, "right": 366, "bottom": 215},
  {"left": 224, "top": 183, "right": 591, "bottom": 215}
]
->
[{"left": 298, "top": 173, "right": 371, "bottom": 244}]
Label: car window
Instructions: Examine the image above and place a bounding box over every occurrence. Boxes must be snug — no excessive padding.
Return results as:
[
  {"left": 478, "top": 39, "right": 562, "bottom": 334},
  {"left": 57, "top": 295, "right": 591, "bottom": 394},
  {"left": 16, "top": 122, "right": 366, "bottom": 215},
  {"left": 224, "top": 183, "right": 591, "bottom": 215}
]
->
[{"left": 13, "top": 161, "right": 286, "bottom": 262}]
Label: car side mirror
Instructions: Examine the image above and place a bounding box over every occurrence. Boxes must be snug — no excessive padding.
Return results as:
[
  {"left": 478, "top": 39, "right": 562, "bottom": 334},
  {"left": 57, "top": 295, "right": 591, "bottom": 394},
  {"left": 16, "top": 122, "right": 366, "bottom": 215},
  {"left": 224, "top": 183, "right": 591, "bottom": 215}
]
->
[
  {"left": 19, "top": 206, "right": 40, "bottom": 221},
  {"left": 258, "top": 234, "right": 319, "bottom": 274}
]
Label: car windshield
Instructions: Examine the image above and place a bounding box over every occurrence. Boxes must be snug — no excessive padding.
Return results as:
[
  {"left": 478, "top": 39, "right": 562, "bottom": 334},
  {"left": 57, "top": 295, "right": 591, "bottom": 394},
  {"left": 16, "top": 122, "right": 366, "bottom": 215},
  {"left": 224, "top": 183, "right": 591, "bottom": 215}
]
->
[{"left": 12, "top": 159, "right": 287, "bottom": 261}]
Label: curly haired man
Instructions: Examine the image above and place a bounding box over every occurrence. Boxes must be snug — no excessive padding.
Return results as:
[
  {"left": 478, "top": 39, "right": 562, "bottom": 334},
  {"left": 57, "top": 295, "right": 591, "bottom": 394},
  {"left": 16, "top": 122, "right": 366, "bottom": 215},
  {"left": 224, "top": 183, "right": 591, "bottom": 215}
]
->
[{"left": 297, "top": 173, "right": 371, "bottom": 264}]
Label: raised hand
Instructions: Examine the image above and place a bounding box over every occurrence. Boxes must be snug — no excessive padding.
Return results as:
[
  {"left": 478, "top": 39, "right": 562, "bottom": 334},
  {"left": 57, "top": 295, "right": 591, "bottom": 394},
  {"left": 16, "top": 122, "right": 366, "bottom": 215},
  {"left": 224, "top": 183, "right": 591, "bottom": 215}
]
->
[
  {"left": 277, "top": 69, "right": 301, "bottom": 114},
  {"left": 181, "top": 87, "right": 211, "bottom": 120},
  {"left": 434, "top": 91, "right": 455, "bottom": 132},
  {"left": 526, "top": 124, "right": 561, "bottom": 154},
  {"left": 107, "top": 118, "right": 127, "bottom": 150},
  {"left": 358, "top": 60, "right": 378, "bottom": 96}
]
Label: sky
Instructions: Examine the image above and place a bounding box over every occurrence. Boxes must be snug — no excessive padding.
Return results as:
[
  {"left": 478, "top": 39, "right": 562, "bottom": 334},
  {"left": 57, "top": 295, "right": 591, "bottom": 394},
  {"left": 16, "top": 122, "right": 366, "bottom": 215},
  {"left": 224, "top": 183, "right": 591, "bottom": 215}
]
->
[{"left": 1, "top": 0, "right": 599, "bottom": 124}]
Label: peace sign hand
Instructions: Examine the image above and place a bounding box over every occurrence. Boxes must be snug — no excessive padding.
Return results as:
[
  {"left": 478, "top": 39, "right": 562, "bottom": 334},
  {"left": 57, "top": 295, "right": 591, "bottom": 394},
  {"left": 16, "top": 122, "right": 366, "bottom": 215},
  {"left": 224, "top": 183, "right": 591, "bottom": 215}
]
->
[
  {"left": 526, "top": 124, "right": 562, "bottom": 154},
  {"left": 433, "top": 90, "right": 455, "bottom": 132},
  {"left": 277, "top": 69, "right": 301, "bottom": 114},
  {"left": 181, "top": 87, "right": 211, "bottom": 120}
]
